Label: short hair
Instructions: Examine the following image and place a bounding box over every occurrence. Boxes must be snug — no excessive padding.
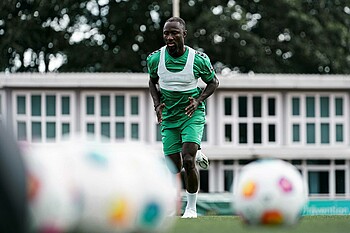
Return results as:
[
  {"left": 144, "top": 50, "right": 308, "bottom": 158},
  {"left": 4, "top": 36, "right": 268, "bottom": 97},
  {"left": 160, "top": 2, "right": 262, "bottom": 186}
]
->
[{"left": 165, "top": 17, "right": 186, "bottom": 31}]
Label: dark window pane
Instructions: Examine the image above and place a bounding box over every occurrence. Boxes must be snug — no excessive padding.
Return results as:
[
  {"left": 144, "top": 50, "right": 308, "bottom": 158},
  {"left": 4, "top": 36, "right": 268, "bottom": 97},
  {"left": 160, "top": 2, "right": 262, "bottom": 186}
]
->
[
  {"left": 224, "top": 97, "right": 232, "bottom": 115},
  {"left": 115, "top": 96, "right": 125, "bottom": 116},
  {"left": 61, "top": 96, "right": 70, "bottom": 115},
  {"left": 199, "top": 170, "right": 209, "bottom": 193},
  {"left": 239, "top": 160, "right": 252, "bottom": 165},
  {"left": 292, "top": 97, "right": 300, "bottom": 116},
  {"left": 46, "top": 122, "right": 56, "bottom": 139},
  {"left": 224, "top": 160, "right": 234, "bottom": 165},
  {"left": 32, "top": 122, "right": 42, "bottom": 141},
  {"left": 238, "top": 96, "right": 247, "bottom": 117},
  {"left": 224, "top": 170, "right": 234, "bottom": 192},
  {"left": 320, "top": 97, "right": 329, "bottom": 118},
  {"left": 335, "top": 160, "right": 345, "bottom": 165},
  {"left": 293, "top": 124, "right": 300, "bottom": 142},
  {"left": 100, "top": 96, "right": 110, "bottom": 116},
  {"left": 17, "top": 96, "right": 26, "bottom": 115},
  {"left": 291, "top": 160, "right": 302, "bottom": 165},
  {"left": 268, "top": 98, "right": 276, "bottom": 116},
  {"left": 306, "top": 123, "right": 315, "bottom": 144},
  {"left": 307, "top": 160, "right": 330, "bottom": 165},
  {"left": 101, "top": 122, "right": 110, "bottom": 138},
  {"left": 336, "top": 124, "right": 343, "bottom": 142},
  {"left": 225, "top": 124, "right": 232, "bottom": 142},
  {"left": 46, "top": 95, "right": 56, "bottom": 116},
  {"left": 115, "top": 122, "right": 125, "bottom": 139},
  {"left": 308, "top": 171, "right": 329, "bottom": 194},
  {"left": 306, "top": 96, "right": 315, "bottom": 117},
  {"left": 335, "top": 98, "right": 343, "bottom": 116},
  {"left": 253, "top": 123, "right": 262, "bottom": 144},
  {"left": 131, "top": 123, "right": 139, "bottom": 139},
  {"left": 268, "top": 124, "right": 275, "bottom": 142},
  {"left": 321, "top": 123, "right": 329, "bottom": 144},
  {"left": 86, "top": 96, "right": 94, "bottom": 115},
  {"left": 62, "top": 123, "right": 70, "bottom": 136},
  {"left": 252, "top": 96, "right": 261, "bottom": 117},
  {"left": 336, "top": 170, "right": 345, "bottom": 194},
  {"left": 31, "top": 95, "right": 41, "bottom": 116},
  {"left": 239, "top": 123, "right": 247, "bottom": 144},
  {"left": 131, "top": 96, "right": 139, "bottom": 115},
  {"left": 87, "top": 123, "right": 94, "bottom": 134}
]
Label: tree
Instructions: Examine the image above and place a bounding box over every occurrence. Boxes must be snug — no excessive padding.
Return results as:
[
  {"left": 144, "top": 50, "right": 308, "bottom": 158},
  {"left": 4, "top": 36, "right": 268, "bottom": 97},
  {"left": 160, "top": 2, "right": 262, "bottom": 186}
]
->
[{"left": 1, "top": 0, "right": 350, "bottom": 74}]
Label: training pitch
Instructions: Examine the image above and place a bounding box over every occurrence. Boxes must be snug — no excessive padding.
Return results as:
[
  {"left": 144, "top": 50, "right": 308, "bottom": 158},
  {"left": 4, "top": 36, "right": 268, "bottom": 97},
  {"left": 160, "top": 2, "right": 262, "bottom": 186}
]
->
[{"left": 167, "top": 215, "right": 350, "bottom": 233}]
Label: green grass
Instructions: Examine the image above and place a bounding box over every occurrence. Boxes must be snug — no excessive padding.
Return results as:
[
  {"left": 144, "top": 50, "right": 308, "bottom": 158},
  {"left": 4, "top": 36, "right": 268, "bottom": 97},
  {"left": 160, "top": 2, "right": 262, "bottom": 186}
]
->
[{"left": 167, "top": 216, "right": 350, "bottom": 233}]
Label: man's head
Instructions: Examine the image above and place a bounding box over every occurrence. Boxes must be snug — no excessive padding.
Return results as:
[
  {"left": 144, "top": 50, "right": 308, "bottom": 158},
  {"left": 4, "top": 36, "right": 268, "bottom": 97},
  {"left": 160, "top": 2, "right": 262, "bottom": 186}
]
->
[{"left": 163, "top": 17, "right": 187, "bottom": 57}]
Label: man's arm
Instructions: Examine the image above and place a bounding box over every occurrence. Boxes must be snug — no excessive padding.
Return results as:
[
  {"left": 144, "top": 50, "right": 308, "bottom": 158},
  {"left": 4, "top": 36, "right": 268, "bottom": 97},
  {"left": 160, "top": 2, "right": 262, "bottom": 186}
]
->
[
  {"left": 185, "top": 75, "right": 219, "bottom": 117},
  {"left": 149, "top": 77, "right": 165, "bottom": 123},
  {"left": 197, "top": 75, "right": 219, "bottom": 104},
  {"left": 149, "top": 77, "right": 161, "bottom": 109}
]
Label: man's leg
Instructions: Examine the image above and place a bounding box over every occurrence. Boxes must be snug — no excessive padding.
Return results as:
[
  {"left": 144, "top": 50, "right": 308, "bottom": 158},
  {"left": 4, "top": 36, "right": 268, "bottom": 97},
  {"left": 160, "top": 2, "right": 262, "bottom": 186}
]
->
[{"left": 181, "top": 142, "right": 199, "bottom": 218}]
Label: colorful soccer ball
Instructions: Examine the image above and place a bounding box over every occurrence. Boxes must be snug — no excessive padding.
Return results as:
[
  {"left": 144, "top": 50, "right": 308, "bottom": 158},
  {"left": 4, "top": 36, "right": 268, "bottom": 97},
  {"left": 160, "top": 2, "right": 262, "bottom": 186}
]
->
[
  {"left": 233, "top": 159, "right": 308, "bottom": 226},
  {"left": 25, "top": 144, "right": 81, "bottom": 233},
  {"left": 24, "top": 135, "right": 178, "bottom": 233}
]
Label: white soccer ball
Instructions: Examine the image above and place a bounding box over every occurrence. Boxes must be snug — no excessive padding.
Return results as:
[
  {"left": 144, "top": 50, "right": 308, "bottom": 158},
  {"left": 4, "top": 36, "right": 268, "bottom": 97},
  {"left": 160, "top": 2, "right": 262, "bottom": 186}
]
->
[
  {"left": 233, "top": 159, "right": 308, "bottom": 226},
  {"left": 24, "top": 135, "right": 178, "bottom": 233},
  {"left": 60, "top": 136, "right": 178, "bottom": 233},
  {"left": 24, "top": 144, "right": 80, "bottom": 233}
]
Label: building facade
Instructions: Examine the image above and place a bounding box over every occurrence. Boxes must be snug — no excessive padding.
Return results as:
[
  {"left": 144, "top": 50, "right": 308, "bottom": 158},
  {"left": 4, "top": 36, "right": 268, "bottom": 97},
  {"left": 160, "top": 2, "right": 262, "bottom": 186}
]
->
[{"left": 1, "top": 73, "right": 350, "bottom": 200}]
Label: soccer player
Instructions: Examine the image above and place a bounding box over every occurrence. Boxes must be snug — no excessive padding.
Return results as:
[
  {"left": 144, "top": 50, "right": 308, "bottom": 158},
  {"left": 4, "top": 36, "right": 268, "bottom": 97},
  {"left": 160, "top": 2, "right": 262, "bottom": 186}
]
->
[{"left": 147, "top": 17, "right": 219, "bottom": 218}]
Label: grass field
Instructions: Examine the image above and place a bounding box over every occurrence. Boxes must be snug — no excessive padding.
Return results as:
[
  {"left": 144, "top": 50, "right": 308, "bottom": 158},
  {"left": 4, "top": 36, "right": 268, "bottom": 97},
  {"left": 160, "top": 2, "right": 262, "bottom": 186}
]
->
[{"left": 167, "top": 216, "right": 350, "bottom": 233}]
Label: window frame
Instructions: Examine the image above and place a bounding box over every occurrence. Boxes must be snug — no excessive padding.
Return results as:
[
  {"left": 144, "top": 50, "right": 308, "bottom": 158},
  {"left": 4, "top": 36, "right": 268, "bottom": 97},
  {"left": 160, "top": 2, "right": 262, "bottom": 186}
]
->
[
  {"left": 12, "top": 91, "right": 76, "bottom": 143},
  {"left": 287, "top": 93, "right": 349, "bottom": 146},
  {"left": 81, "top": 91, "right": 146, "bottom": 142},
  {"left": 217, "top": 92, "right": 282, "bottom": 147}
]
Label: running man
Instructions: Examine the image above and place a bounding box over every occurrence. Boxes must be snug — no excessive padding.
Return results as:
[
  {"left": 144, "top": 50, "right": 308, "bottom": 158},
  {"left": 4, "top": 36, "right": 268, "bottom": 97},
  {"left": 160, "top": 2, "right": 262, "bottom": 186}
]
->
[{"left": 147, "top": 17, "right": 219, "bottom": 218}]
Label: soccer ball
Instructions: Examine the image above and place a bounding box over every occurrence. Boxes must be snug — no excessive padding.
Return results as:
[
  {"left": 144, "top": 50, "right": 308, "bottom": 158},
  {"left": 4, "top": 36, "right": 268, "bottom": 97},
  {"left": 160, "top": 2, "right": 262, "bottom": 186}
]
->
[
  {"left": 233, "top": 159, "right": 308, "bottom": 226},
  {"left": 60, "top": 135, "right": 178, "bottom": 233},
  {"left": 24, "top": 144, "right": 81, "bottom": 233},
  {"left": 24, "top": 135, "right": 178, "bottom": 233},
  {"left": 71, "top": 140, "right": 178, "bottom": 233}
]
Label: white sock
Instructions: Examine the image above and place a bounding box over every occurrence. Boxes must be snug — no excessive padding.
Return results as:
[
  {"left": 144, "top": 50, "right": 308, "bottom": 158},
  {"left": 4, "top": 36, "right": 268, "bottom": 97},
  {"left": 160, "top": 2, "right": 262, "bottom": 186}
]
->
[{"left": 185, "top": 191, "right": 198, "bottom": 211}]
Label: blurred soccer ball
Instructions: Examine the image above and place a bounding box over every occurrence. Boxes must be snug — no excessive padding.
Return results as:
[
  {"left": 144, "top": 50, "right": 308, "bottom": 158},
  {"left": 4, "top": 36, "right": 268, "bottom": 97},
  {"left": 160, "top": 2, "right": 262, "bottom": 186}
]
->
[
  {"left": 25, "top": 144, "right": 80, "bottom": 233},
  {"left": 233, "top": 159, "right": 308, "bottom": 226},
  {"left": 25, "top": 135, "right": 178, "bottom": 233}
]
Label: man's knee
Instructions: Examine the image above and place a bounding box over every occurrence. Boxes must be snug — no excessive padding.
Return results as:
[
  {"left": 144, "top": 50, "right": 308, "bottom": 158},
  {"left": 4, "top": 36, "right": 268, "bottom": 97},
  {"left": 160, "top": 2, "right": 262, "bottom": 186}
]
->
[{"left": 182, "top": 153, "right": 195, "bottom": 171}]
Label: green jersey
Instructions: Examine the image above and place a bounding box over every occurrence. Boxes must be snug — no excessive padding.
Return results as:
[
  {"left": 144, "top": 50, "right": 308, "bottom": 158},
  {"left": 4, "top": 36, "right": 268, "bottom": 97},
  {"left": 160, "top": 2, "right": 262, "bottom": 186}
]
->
[{"left": 147, "top": 46, "right": 215, "bottom": 125}]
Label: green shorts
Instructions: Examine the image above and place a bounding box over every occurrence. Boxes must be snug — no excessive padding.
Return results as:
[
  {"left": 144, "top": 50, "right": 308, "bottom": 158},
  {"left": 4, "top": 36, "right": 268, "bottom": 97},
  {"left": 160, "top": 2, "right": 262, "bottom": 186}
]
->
[{"left": 161, "top": 112, "right": 205, "bottom": 156}]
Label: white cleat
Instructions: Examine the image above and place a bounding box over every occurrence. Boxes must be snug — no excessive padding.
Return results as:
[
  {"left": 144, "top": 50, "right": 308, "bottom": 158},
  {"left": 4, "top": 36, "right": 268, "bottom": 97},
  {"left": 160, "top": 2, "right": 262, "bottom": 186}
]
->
[
  {"left": 181, "top": 208, "right": 197, "bottom": 218},
  {"left": 196, "top": 150, "right": 209, "bottom": 170}
]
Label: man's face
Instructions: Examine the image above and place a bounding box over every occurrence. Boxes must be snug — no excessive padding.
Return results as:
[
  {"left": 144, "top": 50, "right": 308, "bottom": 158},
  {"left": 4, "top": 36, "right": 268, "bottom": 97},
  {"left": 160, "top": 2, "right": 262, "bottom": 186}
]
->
[{"left": 163, "top": 21, "right": 187, "bottom": 56}]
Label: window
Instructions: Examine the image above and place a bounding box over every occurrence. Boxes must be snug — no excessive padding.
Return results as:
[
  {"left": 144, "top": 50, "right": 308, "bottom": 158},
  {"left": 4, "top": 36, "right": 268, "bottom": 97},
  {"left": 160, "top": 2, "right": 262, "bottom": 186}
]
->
[
  {"left": 308, "top": 171, "right": 329, "bottom": 194},
  {"left": 305, "top": 159, "right": 348, "bottom": 198},
  {"left": 82, "top": 91, "right": 145, "bottom": 142},
  {"left": 219, "top": 93, "right": 281, "bottom": 146},
  {"left": 13, "top": 92, "right": 75, "bottom": 142},
  {"left": 288, "top": 93, "right": 348, "bottom": 145}
]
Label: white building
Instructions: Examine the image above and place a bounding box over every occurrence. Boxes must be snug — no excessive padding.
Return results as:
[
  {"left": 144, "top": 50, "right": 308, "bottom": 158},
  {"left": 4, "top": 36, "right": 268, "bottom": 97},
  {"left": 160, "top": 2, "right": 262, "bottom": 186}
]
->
[{"left": 1, "top": 72, "right": 350, "bottom": 200}]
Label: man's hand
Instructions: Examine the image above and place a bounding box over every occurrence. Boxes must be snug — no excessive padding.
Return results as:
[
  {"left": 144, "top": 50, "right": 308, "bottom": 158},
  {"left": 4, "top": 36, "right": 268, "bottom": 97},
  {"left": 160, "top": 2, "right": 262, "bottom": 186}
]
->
[
  {"left": 185, "top": 97, "right": 200, "bottom": 117},
  {"left": 155, "top": 103, "right": 165, "bottom": 123}
]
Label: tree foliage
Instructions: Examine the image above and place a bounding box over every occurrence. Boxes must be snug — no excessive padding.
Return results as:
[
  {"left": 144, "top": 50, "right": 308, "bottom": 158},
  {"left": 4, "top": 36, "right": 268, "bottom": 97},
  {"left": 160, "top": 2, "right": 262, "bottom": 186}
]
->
[{"left": 1, "top": 0, "right": 350, "bottom": 74}]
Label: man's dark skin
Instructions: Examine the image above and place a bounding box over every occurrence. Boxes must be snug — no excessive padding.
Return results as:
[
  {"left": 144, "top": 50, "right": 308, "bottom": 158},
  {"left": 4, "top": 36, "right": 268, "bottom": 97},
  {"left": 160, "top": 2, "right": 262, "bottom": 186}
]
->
[{"left": 149, "top": 20, "right": 219, "bottom": 193}]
